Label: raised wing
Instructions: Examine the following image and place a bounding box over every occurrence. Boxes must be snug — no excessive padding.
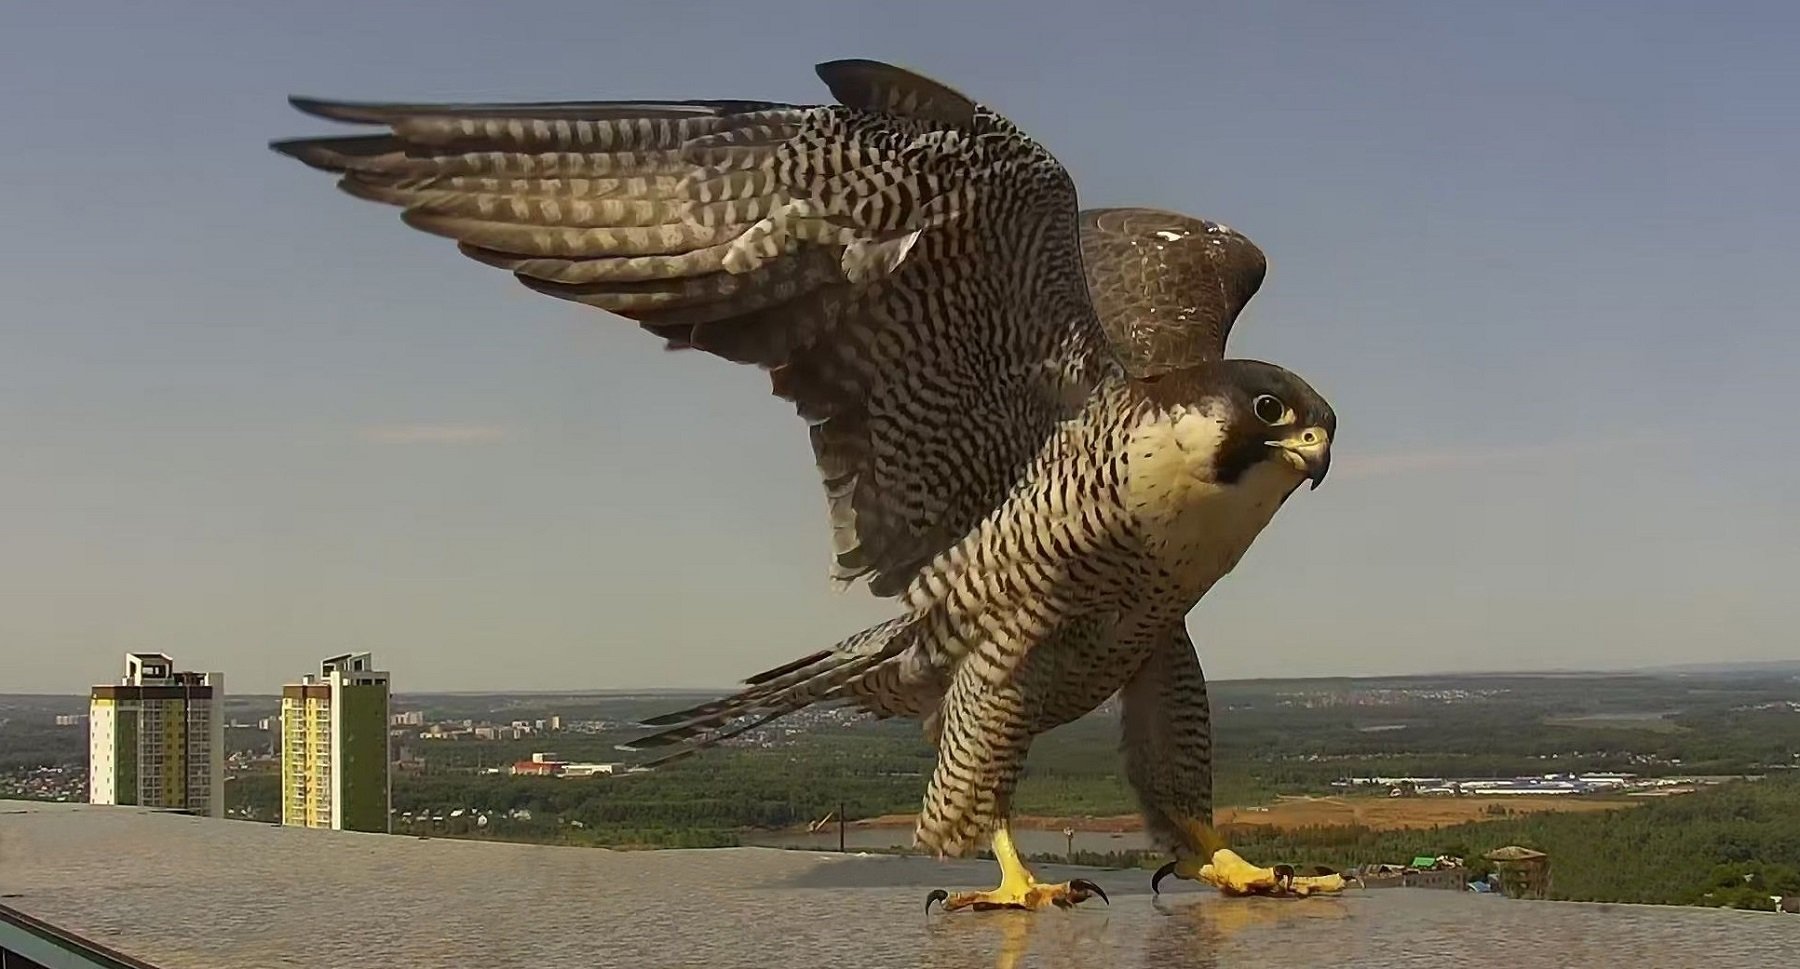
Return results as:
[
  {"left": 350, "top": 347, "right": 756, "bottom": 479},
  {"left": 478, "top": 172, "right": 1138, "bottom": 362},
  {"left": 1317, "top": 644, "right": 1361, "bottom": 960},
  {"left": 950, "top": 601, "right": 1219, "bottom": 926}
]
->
[
  {"left": 1079, "top": 207, "right": 1267, "bottom": 376},
  {"left": 273, "top": 60, "right": 1119, "bottom": 597}
]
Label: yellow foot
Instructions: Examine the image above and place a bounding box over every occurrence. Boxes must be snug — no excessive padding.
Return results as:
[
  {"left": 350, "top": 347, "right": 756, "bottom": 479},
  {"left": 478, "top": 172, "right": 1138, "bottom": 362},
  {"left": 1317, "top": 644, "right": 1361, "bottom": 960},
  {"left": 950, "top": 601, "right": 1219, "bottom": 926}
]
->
[
  {"left": 926, "top": 877, "right": 1109, "bottom": 913},
  {"left": 925, "top": 822, "right": 1110, "bottom": 913},
  {"left": 1153, "top": 848, "right": 1361, "bottom": 898}
]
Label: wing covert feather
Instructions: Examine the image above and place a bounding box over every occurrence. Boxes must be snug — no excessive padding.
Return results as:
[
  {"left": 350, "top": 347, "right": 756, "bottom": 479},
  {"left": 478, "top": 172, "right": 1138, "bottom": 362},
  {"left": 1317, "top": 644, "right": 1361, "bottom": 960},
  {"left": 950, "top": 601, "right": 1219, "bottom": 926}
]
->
[{"left": 1079, "top": 207, "right": 1266, "bottom": 375}]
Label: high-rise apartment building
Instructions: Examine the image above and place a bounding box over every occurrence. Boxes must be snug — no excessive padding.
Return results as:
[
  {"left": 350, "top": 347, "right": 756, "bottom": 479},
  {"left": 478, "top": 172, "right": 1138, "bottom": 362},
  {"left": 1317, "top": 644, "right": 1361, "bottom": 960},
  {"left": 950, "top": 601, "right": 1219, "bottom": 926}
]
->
[
  {"left": 88, "top": 653, "right": 225, "bottom": 817},
  {"left": 281, "top": 652, "right": 391, "bottom": 832}
]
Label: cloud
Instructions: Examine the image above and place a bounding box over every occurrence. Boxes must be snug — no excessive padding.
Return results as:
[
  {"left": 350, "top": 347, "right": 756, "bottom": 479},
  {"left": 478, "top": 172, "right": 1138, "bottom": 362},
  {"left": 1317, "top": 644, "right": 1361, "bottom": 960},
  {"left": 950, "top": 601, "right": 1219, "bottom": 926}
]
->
[
  {"left": 357, "top": 423, "right": 511, "bottom": 445},
  {"left": 1336, "top": 431, "right": 1674, "bottom": 479}
]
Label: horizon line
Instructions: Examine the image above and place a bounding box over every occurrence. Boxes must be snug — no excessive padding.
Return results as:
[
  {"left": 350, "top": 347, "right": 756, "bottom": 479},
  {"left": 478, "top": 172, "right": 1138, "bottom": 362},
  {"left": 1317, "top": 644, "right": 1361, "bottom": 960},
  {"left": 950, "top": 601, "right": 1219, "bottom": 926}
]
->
[{"left": 9, "top": 661, "right": 1796, "bottom": 700}]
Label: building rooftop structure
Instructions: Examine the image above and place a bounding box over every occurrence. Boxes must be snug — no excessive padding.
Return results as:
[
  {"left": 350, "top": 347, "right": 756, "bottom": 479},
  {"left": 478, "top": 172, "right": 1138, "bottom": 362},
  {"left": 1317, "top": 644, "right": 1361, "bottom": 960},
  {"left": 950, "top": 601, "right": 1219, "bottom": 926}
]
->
[{"left": 2, "top": 801, "right": 1795, "bottom": 969}]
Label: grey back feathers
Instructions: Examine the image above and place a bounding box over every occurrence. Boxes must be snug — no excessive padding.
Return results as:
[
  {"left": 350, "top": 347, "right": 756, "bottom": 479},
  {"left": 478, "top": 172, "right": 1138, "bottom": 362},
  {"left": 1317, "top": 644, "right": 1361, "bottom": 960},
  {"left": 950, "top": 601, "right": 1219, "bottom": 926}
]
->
[
  {"left": 272, "top": 59, "right": 1124, "bottom": 599},
  {"left": 1078, "top": 207, "right": 1267, "bottom": 377}
]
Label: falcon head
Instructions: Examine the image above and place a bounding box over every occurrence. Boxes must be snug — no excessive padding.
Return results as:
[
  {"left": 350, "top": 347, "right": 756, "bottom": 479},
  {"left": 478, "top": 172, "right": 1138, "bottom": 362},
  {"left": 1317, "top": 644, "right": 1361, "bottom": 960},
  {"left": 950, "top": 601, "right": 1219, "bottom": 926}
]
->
[
  {"left": 1210, "top": 359, "right": 1335, "bottom": 490},
  {"left": 1136, "top": 359, "right": 1336, "bottom": 492}
]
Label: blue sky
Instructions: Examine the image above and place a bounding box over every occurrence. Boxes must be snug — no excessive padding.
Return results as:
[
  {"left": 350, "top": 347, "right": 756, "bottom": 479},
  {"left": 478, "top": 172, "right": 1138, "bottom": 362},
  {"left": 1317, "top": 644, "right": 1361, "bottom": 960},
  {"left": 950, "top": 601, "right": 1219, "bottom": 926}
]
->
[{"left": 3, "top": 1, "right": 1796, "bottom": 693}]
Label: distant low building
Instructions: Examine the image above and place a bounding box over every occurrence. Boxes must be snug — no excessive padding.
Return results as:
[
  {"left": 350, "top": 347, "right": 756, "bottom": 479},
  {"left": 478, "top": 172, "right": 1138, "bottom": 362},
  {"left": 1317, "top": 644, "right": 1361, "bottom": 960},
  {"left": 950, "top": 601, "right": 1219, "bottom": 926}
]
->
[
  {"left": 1401, "top": 866, "right": 1470, "bottom": 890},
  {"left": 507, "top": 753, "right": 617, "bottom": 778},
  {"left": 561, "top": 763, "right": 617, "bottom": 777}
]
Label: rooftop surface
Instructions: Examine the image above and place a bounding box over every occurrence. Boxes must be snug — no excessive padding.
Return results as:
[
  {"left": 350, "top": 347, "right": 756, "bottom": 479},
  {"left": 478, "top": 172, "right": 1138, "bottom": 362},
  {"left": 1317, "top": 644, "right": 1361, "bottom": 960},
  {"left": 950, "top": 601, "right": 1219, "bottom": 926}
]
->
[{"left": 2, "top": 801, "right": 1795, "bottom": 968}]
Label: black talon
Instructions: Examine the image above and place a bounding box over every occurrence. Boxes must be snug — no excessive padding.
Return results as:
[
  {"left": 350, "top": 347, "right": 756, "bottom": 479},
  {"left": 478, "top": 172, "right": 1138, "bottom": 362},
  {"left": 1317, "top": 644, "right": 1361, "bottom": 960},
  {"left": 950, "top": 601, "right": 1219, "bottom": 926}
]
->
[
  {"left": 1070, "top": 878, "right": 1109, "bottom": 905},
  {"left": 925, "top": 888, "right": 949, "bottom": 914},
  {"left": 1151, "top": 860, "right": 1181, "bottom": 895}
]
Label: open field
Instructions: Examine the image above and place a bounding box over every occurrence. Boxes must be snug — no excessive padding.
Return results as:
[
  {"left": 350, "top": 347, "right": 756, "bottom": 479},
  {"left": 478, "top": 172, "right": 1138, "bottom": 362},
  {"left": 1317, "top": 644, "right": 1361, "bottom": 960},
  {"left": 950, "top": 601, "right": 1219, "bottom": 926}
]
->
[
  {"left": 1542, "top": 711, "right": 1688, "bottom": 733},
  {"left": 844, "top": 793, "right": 1644, "bottom": 835},
  {"left": 1216, "top": 794, "right": 1640, "bottom": 829}
]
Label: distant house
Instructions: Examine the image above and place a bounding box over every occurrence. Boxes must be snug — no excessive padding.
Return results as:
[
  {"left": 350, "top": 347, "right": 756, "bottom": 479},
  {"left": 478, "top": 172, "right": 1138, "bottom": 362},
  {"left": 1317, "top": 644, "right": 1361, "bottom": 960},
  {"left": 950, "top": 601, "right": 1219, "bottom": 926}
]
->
[
  {"left": 1402, "top": 867, "right": 1470, "bottom": 891},
  {"left": 1485, "top": 845, "right": 1552, "bottom": 899},
  {"left": 1400, "top": 856, "right": 1470, "bottom": 890}
]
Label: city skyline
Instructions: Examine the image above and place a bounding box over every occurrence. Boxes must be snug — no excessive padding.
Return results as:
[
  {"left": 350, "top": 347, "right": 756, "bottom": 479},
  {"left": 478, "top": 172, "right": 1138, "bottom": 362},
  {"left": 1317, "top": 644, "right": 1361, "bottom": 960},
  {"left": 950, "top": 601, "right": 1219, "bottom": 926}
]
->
[{"left": 4, "top": 1, "right": 1798, "bottom": 693}]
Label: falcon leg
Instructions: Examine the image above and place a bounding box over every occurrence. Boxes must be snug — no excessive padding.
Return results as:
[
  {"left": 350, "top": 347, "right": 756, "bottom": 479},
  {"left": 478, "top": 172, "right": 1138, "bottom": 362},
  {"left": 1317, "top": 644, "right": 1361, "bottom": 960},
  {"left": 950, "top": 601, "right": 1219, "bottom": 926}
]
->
[
  {"left": 1151, "top": 819, "right": 1360, "bottom": 898},
  {"left": 925, "top": 823, "right": 1109, "bottom": 913}
]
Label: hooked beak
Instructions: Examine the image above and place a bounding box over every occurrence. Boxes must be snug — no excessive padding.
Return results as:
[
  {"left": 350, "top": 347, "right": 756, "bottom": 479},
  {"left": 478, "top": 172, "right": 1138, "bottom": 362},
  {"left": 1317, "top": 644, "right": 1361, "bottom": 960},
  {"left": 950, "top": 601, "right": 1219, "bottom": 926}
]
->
[{"left": 1268, "top": 427, "right": 1332, "bottom": 490}]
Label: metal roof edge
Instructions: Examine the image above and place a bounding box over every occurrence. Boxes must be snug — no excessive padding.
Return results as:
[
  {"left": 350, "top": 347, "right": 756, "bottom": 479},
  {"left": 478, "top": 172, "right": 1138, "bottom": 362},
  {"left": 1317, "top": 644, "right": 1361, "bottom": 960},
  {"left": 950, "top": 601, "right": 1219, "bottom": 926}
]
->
[{"left": 0, "top": 901, "right": 164, "bottom": 969}]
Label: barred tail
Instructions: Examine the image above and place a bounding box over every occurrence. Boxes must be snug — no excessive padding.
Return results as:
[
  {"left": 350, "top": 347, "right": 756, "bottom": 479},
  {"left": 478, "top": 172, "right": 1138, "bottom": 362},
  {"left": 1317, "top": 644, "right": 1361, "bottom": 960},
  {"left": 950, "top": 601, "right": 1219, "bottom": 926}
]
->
[{"left": 616, "top": 616, "right": 917, "bottom": 765}]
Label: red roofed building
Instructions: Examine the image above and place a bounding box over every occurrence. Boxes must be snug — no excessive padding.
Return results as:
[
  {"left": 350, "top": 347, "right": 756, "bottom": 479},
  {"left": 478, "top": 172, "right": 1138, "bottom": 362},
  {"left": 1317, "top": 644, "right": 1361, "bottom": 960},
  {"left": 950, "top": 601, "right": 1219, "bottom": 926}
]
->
[{"left": 510, "top": 752, "right": 567, "bottom": 776}]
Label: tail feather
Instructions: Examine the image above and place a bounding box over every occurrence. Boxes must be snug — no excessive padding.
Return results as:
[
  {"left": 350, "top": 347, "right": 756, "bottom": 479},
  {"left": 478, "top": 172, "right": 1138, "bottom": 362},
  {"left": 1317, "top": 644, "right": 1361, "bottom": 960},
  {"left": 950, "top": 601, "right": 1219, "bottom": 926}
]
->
[
  {"left": 636, "top": 647, "right": 836, "bottom": 728},
  {"left": 634, "top": 709, "right": 789, "bottom": 769},
  {"left": 617, "top": 616, "right": 915, "bottom": 759},
  {"left": 745, "top": 648, "right": 836, "bottom": 687}
]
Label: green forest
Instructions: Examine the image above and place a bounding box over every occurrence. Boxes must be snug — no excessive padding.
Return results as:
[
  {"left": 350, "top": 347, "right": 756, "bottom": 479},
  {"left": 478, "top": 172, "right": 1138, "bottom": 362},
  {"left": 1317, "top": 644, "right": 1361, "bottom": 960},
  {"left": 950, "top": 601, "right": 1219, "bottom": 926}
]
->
[{"left": 1214, "top": 774, "right": 1800, "bottom": 911}]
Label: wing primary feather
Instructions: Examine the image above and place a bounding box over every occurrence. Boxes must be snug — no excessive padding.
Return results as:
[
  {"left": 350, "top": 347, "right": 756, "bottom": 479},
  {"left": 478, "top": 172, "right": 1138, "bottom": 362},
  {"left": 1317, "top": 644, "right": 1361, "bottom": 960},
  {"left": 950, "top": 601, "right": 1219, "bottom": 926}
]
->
[{"left": 286, "top": 95, "right": 781, "bottom": 125}]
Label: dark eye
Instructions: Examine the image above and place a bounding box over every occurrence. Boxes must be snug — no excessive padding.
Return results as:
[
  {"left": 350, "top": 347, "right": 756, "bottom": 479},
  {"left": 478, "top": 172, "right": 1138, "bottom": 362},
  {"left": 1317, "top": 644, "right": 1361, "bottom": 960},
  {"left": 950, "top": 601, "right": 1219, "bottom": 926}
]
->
[{"left": 1253, "top": 394, "right": 1287, "bottom": 425}]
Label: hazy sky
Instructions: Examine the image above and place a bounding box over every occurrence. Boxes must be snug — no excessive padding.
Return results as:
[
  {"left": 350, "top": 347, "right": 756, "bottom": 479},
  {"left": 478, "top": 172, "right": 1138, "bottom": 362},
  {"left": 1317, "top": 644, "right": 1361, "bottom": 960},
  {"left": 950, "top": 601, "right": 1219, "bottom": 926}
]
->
[{"left": 4, "top": 1, "right": 1797, "bottom": 694}]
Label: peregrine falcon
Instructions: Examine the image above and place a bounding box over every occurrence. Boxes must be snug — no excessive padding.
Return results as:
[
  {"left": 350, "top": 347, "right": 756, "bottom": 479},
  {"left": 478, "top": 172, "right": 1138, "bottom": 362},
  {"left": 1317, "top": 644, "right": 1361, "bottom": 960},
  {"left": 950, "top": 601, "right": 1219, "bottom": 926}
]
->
[{"left": 273, "top": 58, "right": 1346, "bottom": 910}]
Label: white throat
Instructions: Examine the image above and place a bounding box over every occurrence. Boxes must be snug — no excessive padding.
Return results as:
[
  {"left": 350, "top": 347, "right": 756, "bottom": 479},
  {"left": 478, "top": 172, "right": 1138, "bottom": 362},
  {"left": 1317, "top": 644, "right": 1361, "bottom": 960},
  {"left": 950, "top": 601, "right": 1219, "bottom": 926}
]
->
[{"left": 1124, "top": 405, "right": 1303, "bottom": 591}]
